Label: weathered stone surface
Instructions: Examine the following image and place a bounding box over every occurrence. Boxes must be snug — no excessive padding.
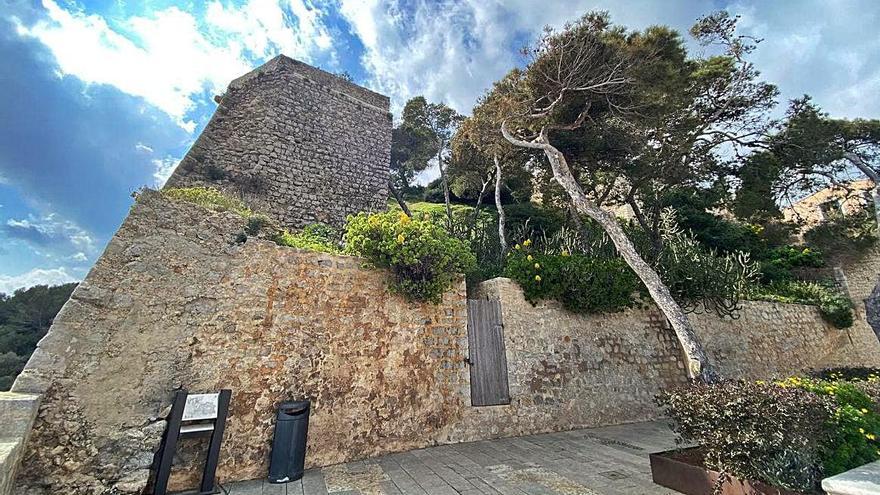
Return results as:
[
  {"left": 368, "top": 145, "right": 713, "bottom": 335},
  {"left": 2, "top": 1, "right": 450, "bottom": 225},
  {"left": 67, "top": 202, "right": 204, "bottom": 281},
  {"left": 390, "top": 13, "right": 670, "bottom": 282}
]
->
[
  {"left": 12, "top": 191, "right": 468, "bottom": 493},
  {"left": 164, "top": 55, "right": 391, "bottom": 229},
  {"left": 822, "top": 460, "right": 880, "bottom": 495},
  {"left": 0, "top": 392, "right": 40, "bottom": 495},
  {"left": 454, "top": 279, "right": 688, "bottom": 440}
]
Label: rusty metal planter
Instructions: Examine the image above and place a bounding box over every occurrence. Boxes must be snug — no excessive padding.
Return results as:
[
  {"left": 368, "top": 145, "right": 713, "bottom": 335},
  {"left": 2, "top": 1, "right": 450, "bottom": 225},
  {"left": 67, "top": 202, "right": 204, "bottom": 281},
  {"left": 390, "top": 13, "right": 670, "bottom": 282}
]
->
[{"left": 649, "top": 447, "right": 812, "bottom": 495}]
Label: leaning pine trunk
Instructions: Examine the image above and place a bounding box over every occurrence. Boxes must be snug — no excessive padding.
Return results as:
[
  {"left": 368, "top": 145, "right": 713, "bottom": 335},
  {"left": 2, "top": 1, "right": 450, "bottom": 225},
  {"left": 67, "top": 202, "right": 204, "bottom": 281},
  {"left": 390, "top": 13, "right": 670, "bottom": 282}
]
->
[
  {"left": 494, "top": 155, "right": 508, "bottom": 257},
  {"left": 502, "top": 123, "right": 718, "bottom": 383},
  {"left": 845, "top": 152, "right": 880, "bottom": 236},
  {"left": 389, "top": 179, "right": 412, "bottom": 217},
  {"left": 438, "top": 144, "right": 454, "bottom": 232}
]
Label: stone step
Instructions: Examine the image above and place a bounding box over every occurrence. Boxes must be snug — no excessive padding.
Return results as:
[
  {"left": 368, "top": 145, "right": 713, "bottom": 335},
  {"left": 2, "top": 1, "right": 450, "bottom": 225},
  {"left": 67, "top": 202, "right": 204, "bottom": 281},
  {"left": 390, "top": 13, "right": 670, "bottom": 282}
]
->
[
  {"left": 0, "top": 439, "right": 23, "bottom": 495},
  {"left": 0, "top": 392, "right": 40, "bottom": 440},
  {"left": 0, "top": 392, "right": 41, "bottom": 495}
]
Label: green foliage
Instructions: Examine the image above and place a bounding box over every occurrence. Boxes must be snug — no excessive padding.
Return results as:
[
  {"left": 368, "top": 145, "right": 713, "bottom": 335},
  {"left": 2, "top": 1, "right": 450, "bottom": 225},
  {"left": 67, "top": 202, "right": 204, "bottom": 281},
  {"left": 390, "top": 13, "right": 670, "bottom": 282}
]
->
[
  {"left": 657, "top": 380, "right": 832, "bottom": 491},
  {"left": 804, "top": 208, "right": 878, "bottom": 257},
  {"left": 661, "top": 376, "right": 880, "bottom": 490},
  {"left": 0, "top": 283, "right": 76, "bottom": 391},
  {"left": 245, "top": 214, "right": 272, "bottom": 236},
  {"left": 664, "top": 188, "right": 766, "bottom": 256},
  {"left": 812, "top": 367, "right": 880, "bottom": 382},
  {"left": 272, "top": 223, "right": 343, "bottom": 254},
  {"left": 759, "top": 245, "right": 825, "bottom": 283},
  {"left": 503, "top": 241, "right": 641, "bottom": 314},
  {"left": 645, "top": 211, "right": 760, "bottom": 317},
  {"left": 345, "top": 211, "right": 476, "bottom": 302},
  {"left": 162, "top": 187, "right": 253, "bottom": 217},
  {"left": 779, "top": 376, "right": 880, "bottom": 477},
  {"left": 751, "top": 280, "right": 854, "bottom": 328}
]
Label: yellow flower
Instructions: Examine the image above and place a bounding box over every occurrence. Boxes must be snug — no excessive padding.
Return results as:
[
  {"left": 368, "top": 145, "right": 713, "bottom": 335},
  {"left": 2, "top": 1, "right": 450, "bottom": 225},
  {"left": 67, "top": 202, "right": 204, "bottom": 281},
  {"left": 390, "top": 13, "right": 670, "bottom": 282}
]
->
[
  {"left": 527, "top": 255, "right": 533, "bottom": 261},
  {"left": 862, "top": 408, "right": 869, "bottom": 414},
  {"left": 398, "top": 212, "right": 410, "bottom": 224},
  {"left": 868, "top": 433, "right": 877, "bottom": 441},
  {"left": 514, "top": 244, "right": 521, "bottom": 250},
  {"left": 396, "top": 233, "right": 405, "bottom": 244},
  {"left": 534, "top": 275, "right": 541, "bottom": 282},
  {"left": 523, "top": 239, "right": 532, "bottom": 247},
  {"left": 755, "top": 380, "right": 766, "bottom": 385},
  {"left": 561, "top": 250, "right": 570, "bottom": 257},
  {"left": 534, "top": 263, "right": 541, "bottom": 270},
  {"left": 860, "top": 428, "right": 866, "bottom": 434}
]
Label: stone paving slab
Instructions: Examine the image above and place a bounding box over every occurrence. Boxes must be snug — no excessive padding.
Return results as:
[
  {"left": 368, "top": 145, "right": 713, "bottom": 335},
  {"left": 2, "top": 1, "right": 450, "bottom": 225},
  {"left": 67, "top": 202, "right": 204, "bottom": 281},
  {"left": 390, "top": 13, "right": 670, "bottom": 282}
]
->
[{"left": 222, "top": 421, "right": 682, "bottom": 495}]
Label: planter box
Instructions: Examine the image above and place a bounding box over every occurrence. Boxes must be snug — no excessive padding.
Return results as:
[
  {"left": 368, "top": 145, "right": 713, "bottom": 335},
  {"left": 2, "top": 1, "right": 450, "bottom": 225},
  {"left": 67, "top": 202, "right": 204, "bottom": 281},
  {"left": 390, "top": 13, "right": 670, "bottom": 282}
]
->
[{"left": 649, "top": 448, "right": 810, "bottom": 495}]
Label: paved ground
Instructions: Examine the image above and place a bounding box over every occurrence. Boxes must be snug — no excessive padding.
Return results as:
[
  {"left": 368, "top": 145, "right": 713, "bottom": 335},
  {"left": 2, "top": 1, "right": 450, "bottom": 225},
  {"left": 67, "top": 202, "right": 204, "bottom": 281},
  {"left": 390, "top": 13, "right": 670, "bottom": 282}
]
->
[{"left": 222, "top": 420, "right": 682, "bottom": 495}]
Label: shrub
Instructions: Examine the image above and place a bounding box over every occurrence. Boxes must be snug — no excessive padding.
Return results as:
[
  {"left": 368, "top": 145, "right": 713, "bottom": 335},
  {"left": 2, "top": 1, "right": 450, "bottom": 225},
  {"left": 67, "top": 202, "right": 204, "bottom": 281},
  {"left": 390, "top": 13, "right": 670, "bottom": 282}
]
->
[
  {"left": 657, "top": 381, "right": 832, "bottom": 491},
  {"left": 273, "top": 223, "right": 343, "bottom": 254},
  {"left": 503, "top": 242, "right": 641, "bottom": 314},
  {"left": 811, "top": 367, "right": 880, "bottom": 382},
  {"left": 162, "top": 187, "right": 252, "bottom": 217},
  {"left": 659, "top": 377, "right": 880, "bottom": 491},
  {"left": 345, "top": 211, "right": 476, "bottom": 302},
  {"left": 750, "top": 280, "right": 854, "bottom": 328},
  {"left": 759, "top": 245, "right": 825, "bottom": 283},
  {"left": 245, "top": 214, "right": 272, "bottom": 236},
  {"left": 778, "top": 376, "right": 880, "bottom": 477},
  {"left": 634, "top": 210, "right": 760, "bottom": 318}
]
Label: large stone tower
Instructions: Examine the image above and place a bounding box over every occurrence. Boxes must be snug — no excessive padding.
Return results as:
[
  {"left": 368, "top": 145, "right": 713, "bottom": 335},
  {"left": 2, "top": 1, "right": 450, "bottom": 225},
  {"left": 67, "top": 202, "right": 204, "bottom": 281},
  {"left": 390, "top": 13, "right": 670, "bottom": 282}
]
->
[
  {"left": 4, "top": 57, "right": 395, "bottom": 495},
  {"left": 165, "top": 55, "right": 391, "bottom": 228}
]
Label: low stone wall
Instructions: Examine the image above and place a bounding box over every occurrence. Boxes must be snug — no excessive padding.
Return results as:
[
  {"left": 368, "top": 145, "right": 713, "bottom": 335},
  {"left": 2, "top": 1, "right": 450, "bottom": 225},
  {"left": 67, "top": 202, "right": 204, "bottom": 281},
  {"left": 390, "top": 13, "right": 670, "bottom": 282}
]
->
[
  {"left": 451, "top": 278, "right": 880, "bottom": 442},
  {"left": 691, "top": 300, "right": 880, "bottom": 379},
  {"left": 453, "top": 279, "right": 688, "bottom": 440}
]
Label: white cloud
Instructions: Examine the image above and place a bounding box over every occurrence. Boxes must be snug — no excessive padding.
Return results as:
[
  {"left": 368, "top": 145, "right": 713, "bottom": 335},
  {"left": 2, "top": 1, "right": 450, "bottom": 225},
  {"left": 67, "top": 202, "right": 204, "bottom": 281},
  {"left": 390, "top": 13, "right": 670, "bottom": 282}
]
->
[
  {"left": 151, "top": 156, "right": 180, "bottom": 187},
  {"left": 338, "top": 0, "right": 879, "bottom": 126},
  {"left": 728, "top": 0, "right": 880, "bottom": 119},
  {"left": 135, "top": 143, "right": 154, "bottom": 153},
  {"left": 4, "top": 213, "right": 96, "bottom": 254},
  {"left": 15, "top": 0, "right": 337, "bottom": 131},
  {"left": 69, "top": 252, "right": 88, "bottom": 262},
  {"left": 0, "top": 267, "right": 79, "bottom": 295},
  {"left": 206, "top": 0, "right": 333, "bottom": 58},
  {"left": 338, "top": 0, "right": 713, "bottom": 115}
]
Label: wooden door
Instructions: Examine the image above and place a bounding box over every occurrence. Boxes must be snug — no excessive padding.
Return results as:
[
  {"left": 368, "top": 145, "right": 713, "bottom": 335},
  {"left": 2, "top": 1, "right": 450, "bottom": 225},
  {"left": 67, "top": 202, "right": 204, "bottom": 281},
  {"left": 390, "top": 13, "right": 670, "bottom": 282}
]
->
[{"left": 467, "top": 299, "right": 510, "bottom": 406}]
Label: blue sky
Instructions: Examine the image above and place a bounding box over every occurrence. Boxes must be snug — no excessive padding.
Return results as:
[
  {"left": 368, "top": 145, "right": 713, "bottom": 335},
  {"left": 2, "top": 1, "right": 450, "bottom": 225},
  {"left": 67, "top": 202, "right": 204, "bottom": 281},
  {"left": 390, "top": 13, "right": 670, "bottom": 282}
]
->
[{"left": 1, "top": 0, "right": 879, "bottom": 293}]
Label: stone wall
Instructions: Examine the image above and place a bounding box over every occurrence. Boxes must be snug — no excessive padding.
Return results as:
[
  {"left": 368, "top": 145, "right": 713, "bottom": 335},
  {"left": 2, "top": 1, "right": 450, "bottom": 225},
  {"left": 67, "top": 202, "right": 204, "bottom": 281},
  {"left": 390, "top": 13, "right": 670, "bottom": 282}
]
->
[
  {"left": 450, "top": 278, "right": 880, "bottom": 443},
  {"left": 452, "top": 278, "right": 689, "bottom": 440},
  {"left": 691, "top": 299, "right": 880, "bottom": 379},
  {"left": 10, "top": 192, "right": 468, "bottom": 494},
  {"left": 164, "top": 55, "right": 391, "bottom": 229}
]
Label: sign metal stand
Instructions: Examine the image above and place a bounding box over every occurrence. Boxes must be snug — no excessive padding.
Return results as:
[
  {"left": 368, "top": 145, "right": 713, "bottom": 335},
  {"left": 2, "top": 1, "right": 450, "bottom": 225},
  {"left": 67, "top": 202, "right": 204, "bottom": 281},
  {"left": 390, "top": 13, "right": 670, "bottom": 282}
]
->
[{"left": 152, "top": 389, "right": 232, "bottom": 495}]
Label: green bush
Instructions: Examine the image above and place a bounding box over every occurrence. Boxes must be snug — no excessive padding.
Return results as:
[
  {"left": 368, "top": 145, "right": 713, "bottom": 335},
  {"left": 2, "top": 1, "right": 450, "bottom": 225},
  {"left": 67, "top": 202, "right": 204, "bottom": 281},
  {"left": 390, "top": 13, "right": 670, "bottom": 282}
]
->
[
  {"left": 659, "top": 377, "right": 880, "bottom": 491},
  {"left": 759, "top": 245, "right": 825, "bottom": 283},
  {"left": 811, "top": 367, "right": 880, "bottom": 382},
  {"left": 630, "top": 210, "right": 760, "bottom": 318},
  {"left": 780, "top": 376, "right": 880, "bottom": 477},
  {"left": 162, "top": 187, "right": 253, "bottom": 217},
  {"left": 273, "top": 223, "right": 343, "bottom": 254},
  {"left": 345, "top": 211, "right": 476, "bottom": 302},
  {"left": 657, "top": 381, "right": 832, "bottom": 491},
  {"left": 503, "top": 241, "right": 641, "bottom": 314},
  {"left": 751, "top": 280, "right": 854, "bottom": 328}
]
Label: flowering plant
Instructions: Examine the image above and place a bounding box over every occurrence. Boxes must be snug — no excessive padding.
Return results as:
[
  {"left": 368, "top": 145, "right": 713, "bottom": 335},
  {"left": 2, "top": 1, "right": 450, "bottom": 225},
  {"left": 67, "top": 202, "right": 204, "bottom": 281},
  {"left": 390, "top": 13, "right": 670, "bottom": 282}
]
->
[{"left": 345, "top": 211, "right": 475, "bottom": 302}]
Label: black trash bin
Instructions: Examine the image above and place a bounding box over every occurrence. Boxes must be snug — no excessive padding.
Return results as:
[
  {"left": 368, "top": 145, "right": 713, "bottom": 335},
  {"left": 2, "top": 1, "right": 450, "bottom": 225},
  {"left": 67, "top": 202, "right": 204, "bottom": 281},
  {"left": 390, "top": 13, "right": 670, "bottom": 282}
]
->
[{"left": 268, "top": 400, "right": 310, "bottom": 483}]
